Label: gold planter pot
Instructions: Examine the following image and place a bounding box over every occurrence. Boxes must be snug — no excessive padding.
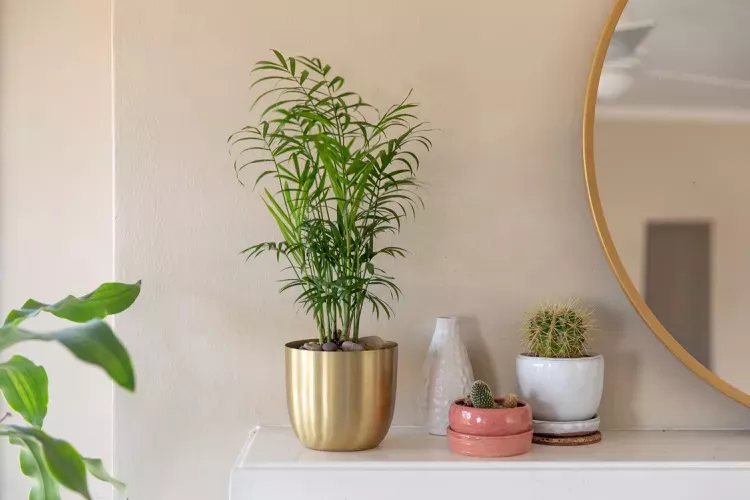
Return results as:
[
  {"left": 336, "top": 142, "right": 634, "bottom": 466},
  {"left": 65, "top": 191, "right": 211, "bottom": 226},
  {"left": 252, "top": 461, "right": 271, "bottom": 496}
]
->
[{"left": 285, "top": 339, "right": 398, "bottom": 451}]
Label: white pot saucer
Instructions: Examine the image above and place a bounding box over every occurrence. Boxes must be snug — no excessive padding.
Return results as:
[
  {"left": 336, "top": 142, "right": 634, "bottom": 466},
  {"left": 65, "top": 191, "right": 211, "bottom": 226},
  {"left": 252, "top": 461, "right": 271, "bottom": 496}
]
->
[{"left": 532, "top": 414, "right": 600, "bottom": 436}]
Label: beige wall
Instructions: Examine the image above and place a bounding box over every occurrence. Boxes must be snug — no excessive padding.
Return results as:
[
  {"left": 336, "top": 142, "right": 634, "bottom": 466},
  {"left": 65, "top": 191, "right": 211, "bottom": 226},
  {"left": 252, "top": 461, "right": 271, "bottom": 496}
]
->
[
  {"left": 597, "top": 119, "right": 750, "bottom": 394},
  {"left": 0, "top": 0, "right": 114, "bottom": 498},
  {"left": 113, "top": 0, "right": 750, "bottom": 498},
  {"left": 6, "top": 1, "right": 750, "bottom": 500},
  {"left": 4, "top": 2, "right": 750, "bottom": 500}
]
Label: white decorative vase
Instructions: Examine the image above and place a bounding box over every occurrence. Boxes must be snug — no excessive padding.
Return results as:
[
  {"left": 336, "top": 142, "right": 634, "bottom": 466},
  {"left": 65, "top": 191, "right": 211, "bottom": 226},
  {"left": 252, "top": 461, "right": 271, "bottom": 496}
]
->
[
  {"left": 422, "top": 317, "right": 474, "bottom": 435},
  {"left": 516, "top": 354, "right": 604, "bottom": 422}
]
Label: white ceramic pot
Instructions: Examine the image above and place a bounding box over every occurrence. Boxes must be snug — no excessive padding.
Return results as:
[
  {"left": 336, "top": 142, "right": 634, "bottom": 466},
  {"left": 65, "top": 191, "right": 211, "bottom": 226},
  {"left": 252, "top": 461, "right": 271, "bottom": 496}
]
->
[{"left": 516, "top": 354, "right": 604, "bottom": 422}]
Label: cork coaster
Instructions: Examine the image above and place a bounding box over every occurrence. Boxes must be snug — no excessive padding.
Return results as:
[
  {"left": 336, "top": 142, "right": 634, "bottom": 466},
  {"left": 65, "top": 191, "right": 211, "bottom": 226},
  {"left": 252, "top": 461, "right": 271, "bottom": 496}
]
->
[{"left": 532, "top": 431, "right": 602, "bottom": 446}]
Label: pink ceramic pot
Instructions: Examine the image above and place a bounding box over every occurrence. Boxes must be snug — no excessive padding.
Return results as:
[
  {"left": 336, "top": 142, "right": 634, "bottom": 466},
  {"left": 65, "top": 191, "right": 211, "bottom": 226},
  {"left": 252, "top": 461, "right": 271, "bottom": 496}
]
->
[
  {"left": 448, "top": 398, "right": 532, "bottom": 437},
  {"left": 447, "top": 427, "right": 533, "bottom": 458}
]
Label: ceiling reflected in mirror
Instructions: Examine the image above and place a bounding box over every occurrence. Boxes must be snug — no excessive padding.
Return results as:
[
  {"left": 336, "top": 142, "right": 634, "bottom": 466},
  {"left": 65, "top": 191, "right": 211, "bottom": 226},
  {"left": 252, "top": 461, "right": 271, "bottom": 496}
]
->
[{"left": 598, "top": 0, "right": 750, "bottom": 120}]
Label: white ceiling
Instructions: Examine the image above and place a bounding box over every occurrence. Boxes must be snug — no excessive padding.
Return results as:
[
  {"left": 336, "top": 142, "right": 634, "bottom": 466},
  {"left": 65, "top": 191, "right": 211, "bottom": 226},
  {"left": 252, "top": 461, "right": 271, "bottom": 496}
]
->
[{"left": 602, "top": 0, "right": 750, "bottom": 114}]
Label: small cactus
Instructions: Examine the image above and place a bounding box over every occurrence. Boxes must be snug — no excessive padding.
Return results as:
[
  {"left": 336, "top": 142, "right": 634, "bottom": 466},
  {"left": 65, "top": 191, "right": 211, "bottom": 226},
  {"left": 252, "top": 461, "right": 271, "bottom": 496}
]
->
[
  {"left": 522, "top": 300, "right": 594, "bottom": 358},
  {"left": 501, "top": 393, "right": 519, "bottom": 409},
  {"left": 470, "top": 380, "right": 495, "bottom": 409},
  {"left": 465, "top": 381, "right": 522, "bottom": 409}
]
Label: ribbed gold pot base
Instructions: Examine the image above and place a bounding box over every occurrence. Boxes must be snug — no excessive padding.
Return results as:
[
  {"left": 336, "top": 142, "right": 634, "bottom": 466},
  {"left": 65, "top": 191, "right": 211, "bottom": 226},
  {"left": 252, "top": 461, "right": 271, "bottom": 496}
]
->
[{"left": 285, "top": 339, "right": 398, "bottom": 451}]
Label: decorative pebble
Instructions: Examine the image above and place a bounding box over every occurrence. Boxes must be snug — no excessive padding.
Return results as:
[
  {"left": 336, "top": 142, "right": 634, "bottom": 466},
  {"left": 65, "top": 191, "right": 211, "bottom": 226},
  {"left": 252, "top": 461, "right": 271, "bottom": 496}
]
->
[
  {"left": 359, "top": 336, "right": 386, "bottom": 350},
  {"left": 322, "top": 342, "right": 339, "bottom": 352},
  {"left": 301, "top": 342, "right": 322, "bottom": 351},
  {"left": 341, "top": 341, "right": 365, "bottom": 352}
]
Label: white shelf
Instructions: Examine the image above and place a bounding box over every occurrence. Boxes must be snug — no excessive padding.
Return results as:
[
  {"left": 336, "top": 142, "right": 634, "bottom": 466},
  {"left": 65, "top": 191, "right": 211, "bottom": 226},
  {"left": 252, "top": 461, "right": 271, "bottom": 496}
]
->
[{"left": 230, "top": 426, "right": 750, "bottom": 500}]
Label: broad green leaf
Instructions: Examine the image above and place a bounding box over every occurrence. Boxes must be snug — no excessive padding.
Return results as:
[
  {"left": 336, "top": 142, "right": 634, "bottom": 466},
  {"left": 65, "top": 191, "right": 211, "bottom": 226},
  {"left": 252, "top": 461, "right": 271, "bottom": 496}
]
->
[
  {"left": 4, "top": 281, "right": 141, "bottom": 326},
  {"left": 251, "top": 60, "right": 284, "bottom": 72},
  {"left": 83, "top": 458, "right": 126, "bottom": 492},
  {"left": 271, "top": 49, "right": 287, "bottom": 69},
  {"left": 296, "top": 56, "right": 323, "bottom": 74},
  {"left": 0, "top": 320, "right": 135, "bottom": 391},
  {"left": 307, "top": 80, "right": 326, "bottom": 96},
  {"left": 4, "top": 425, "right": 91, "bottom": 499},
  {"left": 0, "top": 355, "right": 48, "bottom": 427},
  {"left": 248, "top": 74, "right": 294, "bottom": 91},
  {"left": 12, "top": 436, "right": 62, "bottom": 500},
  {"left": 253, "top": 169, "right": 276, "bottom": 188},
  {"left": 297, "top": 111, "right": 333, "bottom": 127},
  {"left": 329, "top": 76, "right": 344, "bottom": 90}
]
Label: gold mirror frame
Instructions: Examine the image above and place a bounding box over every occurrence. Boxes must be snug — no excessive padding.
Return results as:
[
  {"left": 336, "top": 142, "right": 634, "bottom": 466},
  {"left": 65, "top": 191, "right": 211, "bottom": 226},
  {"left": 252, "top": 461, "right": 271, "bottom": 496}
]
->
[{"left": 582, "top": 0, "right": 750, "bottom": 407}]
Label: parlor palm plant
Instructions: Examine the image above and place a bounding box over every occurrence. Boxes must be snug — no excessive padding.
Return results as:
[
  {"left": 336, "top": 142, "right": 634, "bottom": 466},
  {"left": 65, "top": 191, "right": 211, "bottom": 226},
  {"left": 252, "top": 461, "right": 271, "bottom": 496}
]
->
[
  {"left": 229, "top": 51, "right": 431, "bottom": 345},
  {"left": 230, "top": 51, "right": 431, "bottom": 451}
]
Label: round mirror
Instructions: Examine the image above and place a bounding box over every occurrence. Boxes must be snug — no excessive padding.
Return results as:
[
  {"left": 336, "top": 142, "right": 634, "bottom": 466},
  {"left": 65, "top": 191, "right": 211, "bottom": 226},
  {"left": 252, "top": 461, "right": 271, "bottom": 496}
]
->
[{"left": 583, "top": 0, "right": 750, "bottom": 405}]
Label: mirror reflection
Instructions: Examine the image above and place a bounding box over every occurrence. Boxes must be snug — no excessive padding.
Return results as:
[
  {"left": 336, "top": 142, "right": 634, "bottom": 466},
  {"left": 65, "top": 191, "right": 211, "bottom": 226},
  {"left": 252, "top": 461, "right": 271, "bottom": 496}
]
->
[{"left": 595, "top": 0, "right": 750, "bottom": 392}]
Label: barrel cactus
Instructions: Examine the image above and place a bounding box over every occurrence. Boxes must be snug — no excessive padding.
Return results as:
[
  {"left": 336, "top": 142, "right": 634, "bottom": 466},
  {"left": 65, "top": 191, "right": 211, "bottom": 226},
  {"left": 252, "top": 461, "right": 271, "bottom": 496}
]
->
[{"left": 522, "top": 300, "right": 594, "bottom": 358}]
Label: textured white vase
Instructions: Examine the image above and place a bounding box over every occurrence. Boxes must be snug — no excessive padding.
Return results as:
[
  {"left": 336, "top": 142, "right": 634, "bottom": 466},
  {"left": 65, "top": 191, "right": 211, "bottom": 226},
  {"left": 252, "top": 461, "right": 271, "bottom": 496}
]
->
[
  {"left": 516, "top": 354, "right": 604, "bottom": 422},
  {"left": 422, "top": 317, "right": 475, "bottom": 435}
]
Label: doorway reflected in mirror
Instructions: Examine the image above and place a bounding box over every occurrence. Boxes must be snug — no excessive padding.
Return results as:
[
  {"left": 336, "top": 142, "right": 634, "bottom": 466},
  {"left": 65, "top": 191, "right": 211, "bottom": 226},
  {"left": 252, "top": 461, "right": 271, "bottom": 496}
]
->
[{"left": 645, "top": 222, "right": 711, "bottom": 370}]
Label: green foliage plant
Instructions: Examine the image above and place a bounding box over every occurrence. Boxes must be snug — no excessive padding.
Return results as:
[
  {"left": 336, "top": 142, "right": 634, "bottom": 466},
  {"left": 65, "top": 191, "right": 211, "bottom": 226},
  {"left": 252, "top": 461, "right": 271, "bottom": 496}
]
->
[
  {"left": 522, "top": 300, "right": 594, "bottom": 358},
  {"left": 229, "top": 50, "right": 431, "bottom": 345},
  {"left": 0, "top": 281, "right": 141, "bottom": 499}
]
